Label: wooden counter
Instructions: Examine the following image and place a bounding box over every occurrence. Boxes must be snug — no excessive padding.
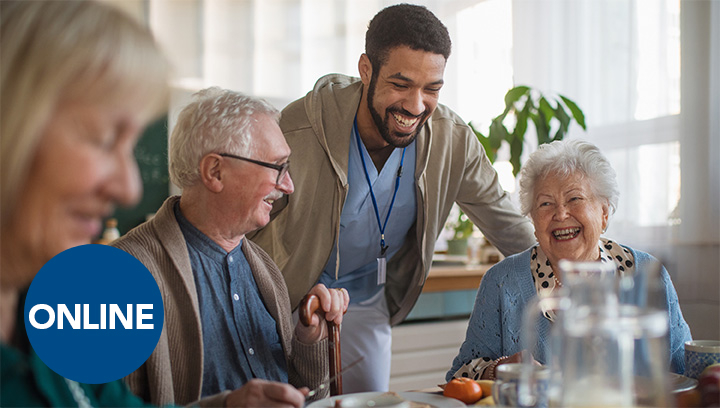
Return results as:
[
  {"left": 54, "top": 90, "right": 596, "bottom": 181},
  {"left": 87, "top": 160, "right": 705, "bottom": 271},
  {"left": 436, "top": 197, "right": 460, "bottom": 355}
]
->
[{"left": 422, "top": 262, "right": 492, "bottom": 293}]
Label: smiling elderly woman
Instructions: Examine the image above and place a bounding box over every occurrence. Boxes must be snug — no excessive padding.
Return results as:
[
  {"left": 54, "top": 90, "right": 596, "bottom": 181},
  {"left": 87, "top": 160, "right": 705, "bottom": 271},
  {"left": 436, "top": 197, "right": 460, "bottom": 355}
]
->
[{"left": 446, "top": 139, "right": 692, "bottom": 382}]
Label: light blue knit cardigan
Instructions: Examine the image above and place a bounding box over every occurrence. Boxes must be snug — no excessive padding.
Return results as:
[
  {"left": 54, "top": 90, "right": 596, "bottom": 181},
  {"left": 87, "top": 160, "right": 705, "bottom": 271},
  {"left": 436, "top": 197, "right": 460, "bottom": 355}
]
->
[{"left": 446, "top": 245, "right": 693, "bottom": 381}]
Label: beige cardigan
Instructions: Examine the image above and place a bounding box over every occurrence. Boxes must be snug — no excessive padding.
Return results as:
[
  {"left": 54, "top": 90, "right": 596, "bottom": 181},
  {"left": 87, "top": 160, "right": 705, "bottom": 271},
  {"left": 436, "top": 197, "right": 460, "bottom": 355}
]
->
[
  {"left": 113, "top": 196, "right": 328, "bottom": 407},
  {"left": 250, "top": 74, "right": 536, "bottom": 324}
]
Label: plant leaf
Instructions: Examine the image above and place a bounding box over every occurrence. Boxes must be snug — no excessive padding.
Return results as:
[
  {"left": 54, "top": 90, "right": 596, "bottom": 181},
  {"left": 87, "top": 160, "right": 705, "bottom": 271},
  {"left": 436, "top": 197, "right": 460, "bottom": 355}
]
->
[
  {"left": 553, "top": 102, "right": 570, "bottom": 140},
  {"left": 470, "top": 122, "right": 497, "bottom": 163},
  {"left": 489, "top": 117, "right": 509, "bottom": 149},
  {"left": 538, "top": 97, "right": 554, "bottom": 127},
  {"left": 515, "top": 109, "right": 528, "bottom": 142},
  {"left": 509, "top": 135, "right": 523, "bottom": 177},
  {"left": 505, "top": 86, "right": 530, "bottom": 110},
  {"left": 531, "top": 111, "right": 551, "bottom": 145},
  {"left": 560, "top": 95, "right": 586, "bottom": 130}
]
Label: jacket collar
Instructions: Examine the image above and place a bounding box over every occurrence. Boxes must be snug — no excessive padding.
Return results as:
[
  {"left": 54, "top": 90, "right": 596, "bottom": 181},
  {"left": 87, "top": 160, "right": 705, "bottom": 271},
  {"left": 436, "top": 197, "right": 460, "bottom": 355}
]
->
[
  {"left": 306, "top": 74, "right": 359, "bottom": 187},
  {"left": 308, "top": 74, "right": 433, "bottom": 186}
]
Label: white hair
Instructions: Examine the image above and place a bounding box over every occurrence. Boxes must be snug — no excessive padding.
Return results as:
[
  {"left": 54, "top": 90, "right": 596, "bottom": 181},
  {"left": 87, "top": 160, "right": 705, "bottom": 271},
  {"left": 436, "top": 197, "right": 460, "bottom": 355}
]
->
[
  {"left": 518, "top": 139, "right": 620, "bottom": 217},
  {"left": 169, "top": 87, "right": 280, "bottom": 189}
]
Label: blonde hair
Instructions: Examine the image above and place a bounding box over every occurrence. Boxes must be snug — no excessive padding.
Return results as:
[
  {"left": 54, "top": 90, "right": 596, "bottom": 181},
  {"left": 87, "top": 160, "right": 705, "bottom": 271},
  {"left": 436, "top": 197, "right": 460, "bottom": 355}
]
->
[
  {"left": 0, "top": 1, "right": 170, "bottom": 226},
  {"left": 169, "top": 87, "right": 280, "bottom": 189}
]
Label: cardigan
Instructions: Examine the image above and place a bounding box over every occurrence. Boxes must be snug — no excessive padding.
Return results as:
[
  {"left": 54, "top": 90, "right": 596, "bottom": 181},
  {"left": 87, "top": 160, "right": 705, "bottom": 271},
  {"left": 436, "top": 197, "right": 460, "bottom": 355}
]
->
[
  {"left": 112, "top": 196, "right": 328, "bottom": 407},
  {"left": 249, "top": 73, "right": 536, "bottom": 324},
  {"left": 446, "top": 244, "right": 693, "bottom": 381}
]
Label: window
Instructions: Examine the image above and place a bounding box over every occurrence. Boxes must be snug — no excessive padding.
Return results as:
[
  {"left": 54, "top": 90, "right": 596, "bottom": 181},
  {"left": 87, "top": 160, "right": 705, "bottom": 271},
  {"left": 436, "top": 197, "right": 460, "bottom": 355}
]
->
[
  {"left": 512, "top": 0, "right": 683, "bottom": 244},
  {"left": 135, "top": 0, "right": 690, "bottom": 241}
]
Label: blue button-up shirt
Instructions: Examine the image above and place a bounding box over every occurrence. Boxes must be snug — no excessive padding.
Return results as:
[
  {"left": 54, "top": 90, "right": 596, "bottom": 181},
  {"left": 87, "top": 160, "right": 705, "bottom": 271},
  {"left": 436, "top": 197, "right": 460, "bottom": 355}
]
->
[
  {"left": 174, "top": 203, "right": 287, "bottom": 397},
  {"left": 318, "top": 125, "right": 417, "bottom": 303}
]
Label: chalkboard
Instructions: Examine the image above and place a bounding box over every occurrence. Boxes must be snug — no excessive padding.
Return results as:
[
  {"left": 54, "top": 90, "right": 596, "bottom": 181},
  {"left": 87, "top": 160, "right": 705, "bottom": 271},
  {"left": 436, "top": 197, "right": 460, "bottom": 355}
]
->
[{"left": 110, "top": 115, "right": 169, "bottom": 235}]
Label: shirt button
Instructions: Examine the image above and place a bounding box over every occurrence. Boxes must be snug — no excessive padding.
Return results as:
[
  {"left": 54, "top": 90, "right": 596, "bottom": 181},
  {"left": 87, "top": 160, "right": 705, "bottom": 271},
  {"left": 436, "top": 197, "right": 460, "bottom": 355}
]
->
[
  {"left": 248, "top": 348, "right": 255, "bottom": 355},
  {"left": 233, "top": 293, "right": 239, "bottom": 301},
  {"left": 228, "top": 255, "right": 234, "bottom": 263}
]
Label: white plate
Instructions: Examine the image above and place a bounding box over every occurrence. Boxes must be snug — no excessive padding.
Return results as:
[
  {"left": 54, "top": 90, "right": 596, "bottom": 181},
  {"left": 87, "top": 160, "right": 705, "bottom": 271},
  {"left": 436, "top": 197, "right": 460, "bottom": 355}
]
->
[
  {"left": 306, "top": 392, "right": 465, "bottom": 408},
  {"left": 670, "top": 372, "right": 698, "bottom": 393}
]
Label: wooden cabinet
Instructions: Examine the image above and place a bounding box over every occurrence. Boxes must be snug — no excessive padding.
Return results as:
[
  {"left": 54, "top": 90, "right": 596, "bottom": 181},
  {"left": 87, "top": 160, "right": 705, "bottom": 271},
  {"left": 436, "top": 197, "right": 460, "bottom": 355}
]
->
[{"left": 422, "top": 263, "right": 491, "bottom": 293}]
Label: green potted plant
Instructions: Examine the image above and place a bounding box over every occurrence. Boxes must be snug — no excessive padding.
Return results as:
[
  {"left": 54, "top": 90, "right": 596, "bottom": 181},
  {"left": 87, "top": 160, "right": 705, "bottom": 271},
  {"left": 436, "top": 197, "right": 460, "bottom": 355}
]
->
[
  {"left": 470, "top": 85, "right": 586, "bottom": 176},
  {"left": 442, "top": 86, "right": 586, "bottom": 255},
  {"left": 446, "top": 210, "right": 474, "bottom": 254}
]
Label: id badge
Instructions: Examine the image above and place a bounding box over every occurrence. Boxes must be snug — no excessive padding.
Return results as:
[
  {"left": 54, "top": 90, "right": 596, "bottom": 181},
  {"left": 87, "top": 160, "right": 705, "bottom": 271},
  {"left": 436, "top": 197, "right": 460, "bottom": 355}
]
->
[{"left": 377, "top": 256, "right": 387, "bottom": 285}]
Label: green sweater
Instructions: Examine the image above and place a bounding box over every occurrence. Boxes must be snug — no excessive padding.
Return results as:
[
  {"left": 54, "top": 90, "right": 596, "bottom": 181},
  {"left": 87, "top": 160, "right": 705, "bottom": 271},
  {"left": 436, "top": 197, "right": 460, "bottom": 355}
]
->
[{"left": 1, "top": 295, "right": 154, "bottom": 407}]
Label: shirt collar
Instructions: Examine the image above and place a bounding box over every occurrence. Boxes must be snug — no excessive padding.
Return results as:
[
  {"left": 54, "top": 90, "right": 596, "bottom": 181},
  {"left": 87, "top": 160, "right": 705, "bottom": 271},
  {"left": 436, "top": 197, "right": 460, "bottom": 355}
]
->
[{"left": 173, "top": 200, "right": 243, "bottom": 263}]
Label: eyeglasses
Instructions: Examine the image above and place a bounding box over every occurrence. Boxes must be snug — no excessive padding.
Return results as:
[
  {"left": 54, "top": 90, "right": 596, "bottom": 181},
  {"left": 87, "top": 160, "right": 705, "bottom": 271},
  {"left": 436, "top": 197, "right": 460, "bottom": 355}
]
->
[{"left": 218, "top": 153, "right": 290, "bottom": 186}]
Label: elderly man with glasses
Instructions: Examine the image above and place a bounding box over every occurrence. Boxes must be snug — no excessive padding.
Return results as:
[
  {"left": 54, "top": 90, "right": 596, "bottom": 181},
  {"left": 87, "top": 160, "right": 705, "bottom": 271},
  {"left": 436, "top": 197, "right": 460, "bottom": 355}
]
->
[{"left": 112, "top": 87, "right": 349, "bottom": 408}]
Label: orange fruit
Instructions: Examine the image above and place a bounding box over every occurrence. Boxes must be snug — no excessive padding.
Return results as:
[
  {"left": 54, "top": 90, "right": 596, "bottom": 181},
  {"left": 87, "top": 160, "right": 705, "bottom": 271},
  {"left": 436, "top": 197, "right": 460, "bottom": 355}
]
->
[
  {"left": 443, "top": 377, "right": 484, "bottom": 404},
  {"left": 675, "top": 388, "right": 701, "bottom": 408}
]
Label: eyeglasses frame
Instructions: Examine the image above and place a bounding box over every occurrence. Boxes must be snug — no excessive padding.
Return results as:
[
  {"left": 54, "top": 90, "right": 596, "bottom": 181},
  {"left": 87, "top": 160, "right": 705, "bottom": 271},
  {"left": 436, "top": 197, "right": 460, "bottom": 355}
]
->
[{"left": 218, "top": 153, "right": 289, "bottom": 186}]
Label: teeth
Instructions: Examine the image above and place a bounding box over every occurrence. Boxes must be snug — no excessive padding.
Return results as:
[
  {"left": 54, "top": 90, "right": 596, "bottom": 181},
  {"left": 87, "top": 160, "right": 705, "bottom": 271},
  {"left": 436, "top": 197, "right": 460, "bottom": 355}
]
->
[
  {"left": 553, "top": 227, "right": 580, "bottom": 240},
  {"left": 265, "top": 199, "right": 275, "bottom": 204},
  {"left": 393, "top": 113, "right": 417, "bottom": 127}
]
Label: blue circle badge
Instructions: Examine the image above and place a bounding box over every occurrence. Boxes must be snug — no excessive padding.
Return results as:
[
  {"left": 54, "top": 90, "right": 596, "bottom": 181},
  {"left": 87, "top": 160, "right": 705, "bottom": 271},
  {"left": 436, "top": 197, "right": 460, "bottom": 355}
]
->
[{"left": 25, "top": 244, "right": 164, "bottom": 384}]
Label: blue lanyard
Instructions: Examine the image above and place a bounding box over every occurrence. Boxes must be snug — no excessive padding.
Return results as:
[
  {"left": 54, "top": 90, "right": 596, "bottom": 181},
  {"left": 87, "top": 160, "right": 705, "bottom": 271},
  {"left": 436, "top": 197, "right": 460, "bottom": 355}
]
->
[{"left": 354, "top": 117, "right": 406, "bottom": 256}]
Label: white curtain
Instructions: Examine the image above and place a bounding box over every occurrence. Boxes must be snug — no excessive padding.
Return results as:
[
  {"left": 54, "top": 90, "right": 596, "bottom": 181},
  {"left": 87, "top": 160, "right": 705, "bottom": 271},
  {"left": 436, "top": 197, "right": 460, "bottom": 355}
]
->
[{"left": 512, "top": 0, "right": 719, "bottom": 339}]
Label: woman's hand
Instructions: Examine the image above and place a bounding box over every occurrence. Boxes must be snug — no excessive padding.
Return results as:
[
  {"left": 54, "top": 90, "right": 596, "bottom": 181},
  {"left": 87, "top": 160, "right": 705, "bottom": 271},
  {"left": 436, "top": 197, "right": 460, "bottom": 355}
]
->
[{"left": 482, "top": 350, "right": 541, "bottom": 379}]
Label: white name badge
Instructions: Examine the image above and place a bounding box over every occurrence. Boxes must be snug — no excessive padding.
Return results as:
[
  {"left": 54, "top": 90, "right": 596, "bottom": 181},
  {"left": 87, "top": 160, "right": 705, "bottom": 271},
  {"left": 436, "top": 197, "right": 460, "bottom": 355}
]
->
[{"left": 377, "top": 256, "right": 387, "bottom": 285}]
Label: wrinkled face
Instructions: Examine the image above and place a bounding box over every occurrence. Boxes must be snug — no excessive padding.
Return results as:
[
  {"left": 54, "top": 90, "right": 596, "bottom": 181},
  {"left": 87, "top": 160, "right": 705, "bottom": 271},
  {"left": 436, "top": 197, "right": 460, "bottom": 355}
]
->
[
  {"left": 223, "top": 114, "right": 294, "bottom": 236},
  {"left": 365, "top": 46, "right": 445, "bottom": 147},
  {"left": 530, "top": 172, "right": 609, "bottom": 269},
  {"left": 4, "top": 97, "right": 145, "bottom": 286}
]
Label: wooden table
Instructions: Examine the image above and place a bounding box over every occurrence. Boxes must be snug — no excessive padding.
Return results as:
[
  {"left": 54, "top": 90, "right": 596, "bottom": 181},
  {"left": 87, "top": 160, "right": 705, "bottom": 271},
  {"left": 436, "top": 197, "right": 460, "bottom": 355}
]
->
[{"left": 422, "top": 262, "right": 492, "bottom": 293}]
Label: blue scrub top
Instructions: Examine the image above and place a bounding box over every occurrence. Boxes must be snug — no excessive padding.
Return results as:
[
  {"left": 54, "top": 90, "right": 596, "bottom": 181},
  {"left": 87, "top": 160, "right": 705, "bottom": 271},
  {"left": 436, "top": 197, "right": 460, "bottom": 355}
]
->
[{"left": 318, "top": 125, "right": 417, "bottom": 303}]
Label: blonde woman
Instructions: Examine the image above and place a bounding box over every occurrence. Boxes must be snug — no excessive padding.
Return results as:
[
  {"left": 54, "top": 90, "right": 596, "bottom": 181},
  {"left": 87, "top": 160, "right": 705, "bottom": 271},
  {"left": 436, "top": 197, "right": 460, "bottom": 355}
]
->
[{"left": 0, "top": 2, "right": 168, "bottom": 406}]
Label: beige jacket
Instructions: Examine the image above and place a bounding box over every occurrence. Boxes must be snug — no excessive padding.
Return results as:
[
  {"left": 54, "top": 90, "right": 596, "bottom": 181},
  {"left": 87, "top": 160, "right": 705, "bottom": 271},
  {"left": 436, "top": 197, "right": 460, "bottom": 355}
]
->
[
  {"left": 250, "top": 74, "right": 535, "bottom": 325},
  {"left": 113, "top": 196, "right": 328, "bottom": 407}
]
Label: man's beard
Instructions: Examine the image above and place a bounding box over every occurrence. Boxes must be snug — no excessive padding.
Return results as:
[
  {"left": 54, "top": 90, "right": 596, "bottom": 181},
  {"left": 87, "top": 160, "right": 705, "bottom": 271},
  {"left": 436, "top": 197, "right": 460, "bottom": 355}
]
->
[{"left": 367, "top": 74, "right": 429, "bottom": 148}]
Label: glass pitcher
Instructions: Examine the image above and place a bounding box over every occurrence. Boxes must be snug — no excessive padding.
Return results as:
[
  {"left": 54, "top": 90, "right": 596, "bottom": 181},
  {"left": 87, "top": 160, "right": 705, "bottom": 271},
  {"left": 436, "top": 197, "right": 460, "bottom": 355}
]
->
[{"left": 518, "top": 260, "right": 672, "bottom": 407}]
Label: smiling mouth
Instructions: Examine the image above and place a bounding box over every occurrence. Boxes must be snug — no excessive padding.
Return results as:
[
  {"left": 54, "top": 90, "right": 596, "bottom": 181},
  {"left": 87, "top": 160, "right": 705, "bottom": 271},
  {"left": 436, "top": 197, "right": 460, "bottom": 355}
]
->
[
  {"left": 392, "top": 112, "right": 419, "bottom": 128},
  {"left": 553, "top": 227, "right": 580, "bottom": 240},
  {"left": 263, "top": 193, "right": 282, "bottom": 205}
]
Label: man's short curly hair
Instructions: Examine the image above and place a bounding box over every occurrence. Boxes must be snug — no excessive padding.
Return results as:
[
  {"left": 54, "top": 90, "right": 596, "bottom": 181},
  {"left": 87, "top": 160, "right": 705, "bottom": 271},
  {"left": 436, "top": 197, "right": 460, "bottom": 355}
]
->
[{"left": 365, "top": 3, "right": 451, "bottom": 72}]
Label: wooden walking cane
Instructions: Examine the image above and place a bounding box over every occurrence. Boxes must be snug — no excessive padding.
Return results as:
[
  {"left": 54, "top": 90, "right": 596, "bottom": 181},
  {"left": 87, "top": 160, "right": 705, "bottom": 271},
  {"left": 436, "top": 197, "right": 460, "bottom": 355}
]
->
[{"left": 299, "top": 293, "right": 342, "bottom": 396}]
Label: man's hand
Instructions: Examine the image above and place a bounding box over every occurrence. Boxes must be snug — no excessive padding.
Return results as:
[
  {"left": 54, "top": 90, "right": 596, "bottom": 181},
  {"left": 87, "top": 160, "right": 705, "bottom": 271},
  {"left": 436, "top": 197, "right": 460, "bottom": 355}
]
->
[
  {"left": 295, "top": 284, "right": 349, "bottom": 344},
  {"left": 224, "top": 379, "right": 309, "bottom": 408}
]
